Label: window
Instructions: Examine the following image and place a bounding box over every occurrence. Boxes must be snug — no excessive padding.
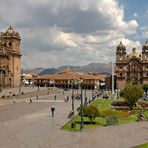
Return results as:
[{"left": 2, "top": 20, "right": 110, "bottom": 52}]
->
[
  {"left": 147, "top": 73, "right": 148, "bottom": 76},
  {"left": 147, "top": 66, "right": 148, "bottom": 69},
  {"left": 120, "top": 55, "right": 123, "bottom": 61},
  {"left": 145, "top": 54, "right": 148, "bottom": 59},
  {"left": 9, "top": 42, "right": 12, "bottom": 47},
  {"left": 120, "top": 73, "right": 123, "bottom": 77},
  {"left": 120, "top": 66, "right": 122, "bottom": 69}
]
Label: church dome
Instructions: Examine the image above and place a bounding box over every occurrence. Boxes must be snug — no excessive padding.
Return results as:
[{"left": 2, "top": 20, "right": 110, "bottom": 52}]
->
[{"left": 128, "top": 48, "right": 141, "bottom": 58}]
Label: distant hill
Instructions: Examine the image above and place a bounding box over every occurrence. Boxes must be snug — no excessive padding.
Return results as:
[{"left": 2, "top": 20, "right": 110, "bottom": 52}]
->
[
  {"left": 21, "top": 62, "right": 112, "bottom": 75},
  {"left": 71, "top": 63, "right": 112, "bottom": 73},
  {"left": 21, "top": 67, "right": 44, "bottom": 75},
  {"left": 39, "top": 68, "right": 58, "bottom": 75}
]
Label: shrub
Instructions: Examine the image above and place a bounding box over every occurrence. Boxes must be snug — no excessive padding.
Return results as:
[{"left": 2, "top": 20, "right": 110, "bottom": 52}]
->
[
  {"left": 82, "top": 105, "right": 100, "bottom": 123},
  {"left": 100, "top": 109, "right": 129, "bottom": 118},
  {"left": 120, "top": 84, "right": 144, "bottom": 110}
]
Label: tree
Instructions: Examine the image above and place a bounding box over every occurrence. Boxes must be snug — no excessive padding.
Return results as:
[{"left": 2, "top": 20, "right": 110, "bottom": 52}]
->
[
  {"left": 82, "top": 105, "right": 100, "bottom": 123},
  {"left": 120, "top": 84, "right": 144, "bottom": 110}
]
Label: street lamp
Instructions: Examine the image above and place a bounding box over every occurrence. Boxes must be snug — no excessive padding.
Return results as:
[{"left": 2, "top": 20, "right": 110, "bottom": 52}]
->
[
  {"left": 111, "top": 47, "right": 115, "bottom": 99},
  {"left": 71, "top": 79, "right": 74, "bottom": 112},
  {"left": 78, "top": 77, "right": 84, "bottom": 131},
  {"left": 0, "top": 65, "right": 5, "bottom": 92},
  {"left": 19, "top": 77, "right": 22, "bottom": 93}
]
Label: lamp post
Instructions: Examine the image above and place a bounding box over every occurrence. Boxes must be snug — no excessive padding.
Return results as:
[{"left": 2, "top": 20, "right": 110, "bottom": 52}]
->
[
  {"left": 0, "top": 70, "right": 2, "bottom": 92},
  {"left": 19, "top": 82, "right": 21, "bottom": 93},
  {"left": 111, "top": 47, "right": 115, "bottom": 99},
  {"left": 0, "top": 65, "right": 5, "bottom": 92},
  {"left": 79, "top": 77, "right": 84, "bottom": 131},
  {"left": 71, "top": 80, "right": 74, "bottom": 112}
]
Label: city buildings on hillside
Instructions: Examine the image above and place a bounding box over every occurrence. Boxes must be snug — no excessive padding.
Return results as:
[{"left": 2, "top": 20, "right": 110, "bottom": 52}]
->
[
  {"left": 0, "top": 26, "right": 21, "bottom": 90},
  {"left": 115, "top": 41, "right": 148, "bottom": 89},
  {"left": 35, "top": 68, "right": 108, "bottom": 90}
]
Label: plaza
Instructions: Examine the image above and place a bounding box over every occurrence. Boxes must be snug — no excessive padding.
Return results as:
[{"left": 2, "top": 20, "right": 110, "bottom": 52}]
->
[
  {"left": 0, "top": 1, "right": 148, "bottom": 148},
  {"left": 0, "top": 88, "right": 147, "bottom": 148}
]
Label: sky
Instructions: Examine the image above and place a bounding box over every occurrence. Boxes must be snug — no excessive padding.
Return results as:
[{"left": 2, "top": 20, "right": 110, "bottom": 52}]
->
[{"left": 0, "top": 0, "right": 148, "bottom": 69}]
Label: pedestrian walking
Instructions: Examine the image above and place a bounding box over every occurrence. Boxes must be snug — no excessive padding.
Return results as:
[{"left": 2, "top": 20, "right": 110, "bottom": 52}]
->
[
  {"left": 84, "top": 97, "right": 87, "bottom": 105},
  {"left": 54, "top": 95, "right": 57, "bottom": 100},
  {"left": 51, "top": 106, "right": 55, "bottom": 117},
  {"left": 139, "top": 109, "right": 145, "bottom": 122},
  {"left": 36, "top": 94, "right": 38, "bottom": 100},
  {"left": 29, "top": 97, "right": 32, "bottom": 103},
  {"left": 64, "top": 95, "right": 67, "bottom": 102},
  {"left": 67, "top": 96, "right": 69, "bottom": 102},
  {"left": 9, "top": 89, "right": 12, "bottom": 95},
  {"left": 13, "top": 97, "right": 16, "bottom": 104}
]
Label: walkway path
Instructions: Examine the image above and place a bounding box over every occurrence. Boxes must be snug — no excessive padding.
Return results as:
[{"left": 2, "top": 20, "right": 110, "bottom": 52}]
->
[{"left": 0, "top": 92, "right": 147, "bottom": 148}]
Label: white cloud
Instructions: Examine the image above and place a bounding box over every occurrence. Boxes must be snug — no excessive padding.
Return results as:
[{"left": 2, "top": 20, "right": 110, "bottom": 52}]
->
[{"left": 0, "top": 0, "right": 140, "bottom": 69}]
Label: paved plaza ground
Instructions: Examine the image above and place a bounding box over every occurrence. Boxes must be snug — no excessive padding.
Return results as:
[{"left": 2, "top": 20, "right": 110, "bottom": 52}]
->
[{"left": 0, "top": 89, "right": 147, "bottom": 148}]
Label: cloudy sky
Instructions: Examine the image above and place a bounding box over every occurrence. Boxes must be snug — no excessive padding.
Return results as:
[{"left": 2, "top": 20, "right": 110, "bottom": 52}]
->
[{"left": 0, "top": 0, "right": 148, "bottom": 69}]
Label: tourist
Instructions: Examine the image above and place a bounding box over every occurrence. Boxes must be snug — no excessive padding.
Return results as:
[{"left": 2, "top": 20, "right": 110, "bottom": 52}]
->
[
  {"left": 139, "top": 109, "right": 145, "bottom": 122},
  {"left": 9, "top": 89, "right": 12, "bottom": 95},
  {"left": 13, "top": 97, "right": 16, "bottom": 104},
  {"left": 36, "top": 94, "right": 38, "bottom": 100},
  {"left": 29, "top": 97, "right": 32, "bottom": 103},
  {"left": 51, "top": 106, "right": 55, "bottom": 117},
  {"left": 67, "top": 96, "right": 69, "bottom": 102},
  {"left": 64, "top": 95, "right": 68, "bottom": 102},
  {"left": 54, "top": 95, "right": 56, "bottom": 100}
]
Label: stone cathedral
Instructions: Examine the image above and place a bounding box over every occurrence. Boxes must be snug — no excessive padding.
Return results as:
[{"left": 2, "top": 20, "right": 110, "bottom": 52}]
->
[
  {"left": 115, "top": 41, "right": 148, "bottom": 89},
  {"left": 0, "top": 26, "right": 21, "bottom": 89}
]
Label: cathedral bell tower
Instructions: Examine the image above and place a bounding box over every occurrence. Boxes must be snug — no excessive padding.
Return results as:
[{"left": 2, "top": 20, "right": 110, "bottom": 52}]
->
[
  {"left": 0, "top": 26, "right": 21, "bottom": 88},
  {"left": 142, "top": 41, "right": 148, "bottom": 62},
  {"left": 115, "top": 42, "right": 127, "bottom": 89},
  {"left": 116, "top": 42, "right": 126, "bottom": 63}
]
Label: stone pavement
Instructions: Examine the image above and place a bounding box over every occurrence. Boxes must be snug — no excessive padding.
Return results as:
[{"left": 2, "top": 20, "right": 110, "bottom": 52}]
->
[
  {"left": 0, "top": 92, "right": 147, "bottom": 148},
  {"left": 0, "top": 87, "right": 62, "bottom": 106},
  {"left": 0, "top": 86, "right": 47, "bottom": 96}
]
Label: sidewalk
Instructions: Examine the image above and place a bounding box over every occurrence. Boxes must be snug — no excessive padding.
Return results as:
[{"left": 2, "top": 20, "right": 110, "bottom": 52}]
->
[
  {"left": 0, "top": 92, "right": 147, "bottom": 148},
  {"left": 0, "top": 87, "right": 63, "bottom": 106}
]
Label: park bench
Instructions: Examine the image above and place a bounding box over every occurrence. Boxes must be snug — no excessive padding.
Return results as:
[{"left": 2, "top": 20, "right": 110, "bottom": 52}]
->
[
  {"left": 105, "top": 116, "right": 118, "bottom": 126},
  {"left": 68, "top": 111, "right": 74, "bottom": 118}
]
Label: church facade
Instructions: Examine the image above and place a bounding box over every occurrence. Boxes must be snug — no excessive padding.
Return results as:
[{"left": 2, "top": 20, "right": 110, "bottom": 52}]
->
[
  {"left": 115, "top": 41, "right": 148, "bottom": 89},
  {"left": 0, "top": 26, "right": 21, "bottom": 89}
]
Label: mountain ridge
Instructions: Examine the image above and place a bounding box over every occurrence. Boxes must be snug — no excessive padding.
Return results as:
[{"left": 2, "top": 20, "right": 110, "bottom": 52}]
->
[{"left": 21, "top": 62, "right": 112, "bottom": 75}]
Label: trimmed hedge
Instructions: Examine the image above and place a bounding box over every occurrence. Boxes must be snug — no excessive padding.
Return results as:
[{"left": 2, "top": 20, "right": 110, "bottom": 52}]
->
[{"left": 100, "top": 109, "right": 129, "bottom": 118}]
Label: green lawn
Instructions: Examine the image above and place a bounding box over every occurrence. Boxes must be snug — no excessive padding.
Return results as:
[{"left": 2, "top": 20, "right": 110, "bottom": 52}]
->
[
  {"left": 61, "top": 99, "right": 148, "bottom": 132},
  {"left": 132, "top": 143, "right": 148, "bottom": 148}
]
